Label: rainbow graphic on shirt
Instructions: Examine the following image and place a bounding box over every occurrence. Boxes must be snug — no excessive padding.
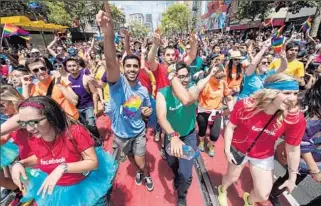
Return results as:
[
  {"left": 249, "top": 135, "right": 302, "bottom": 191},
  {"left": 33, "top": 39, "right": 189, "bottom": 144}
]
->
[{"left": 123, "top": 95, "right": 142, "bottom": 118}]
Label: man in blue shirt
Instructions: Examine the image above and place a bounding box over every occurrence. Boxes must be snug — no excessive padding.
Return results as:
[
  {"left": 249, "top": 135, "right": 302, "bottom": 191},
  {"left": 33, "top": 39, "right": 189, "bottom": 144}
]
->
[{"left": 97, "top": 4, "right": 154, "bottom": 191}]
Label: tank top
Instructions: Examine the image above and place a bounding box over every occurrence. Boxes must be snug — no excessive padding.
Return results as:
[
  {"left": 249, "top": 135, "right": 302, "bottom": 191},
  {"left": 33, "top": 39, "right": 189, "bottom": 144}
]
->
[
  {"left": 159, "top": 86, "right": 197, "bottom": 136},
  {"left": 68, "top": 72, "right": 93, "bottom": 109}
]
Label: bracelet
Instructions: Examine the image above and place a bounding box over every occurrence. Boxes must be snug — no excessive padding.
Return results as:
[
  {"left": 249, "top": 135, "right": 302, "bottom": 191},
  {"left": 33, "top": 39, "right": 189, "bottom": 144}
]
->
[
  {"left": 288, "top": 167, "right": 299, "bottom": 175},
  {"left": 59, "top": 163, "right": 68, "bottom": 174},
  {"left": 167, "top": 132, "right": 180, "bottom": 141}
]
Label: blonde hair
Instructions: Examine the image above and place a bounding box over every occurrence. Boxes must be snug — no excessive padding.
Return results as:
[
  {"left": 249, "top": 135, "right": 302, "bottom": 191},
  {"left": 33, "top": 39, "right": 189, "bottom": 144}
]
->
[
  {"left": 242, "top": 73, "right": 300, "bottom": 126},
  {"left": 0, "top": 85, "right": 23, "bottom": 107}
]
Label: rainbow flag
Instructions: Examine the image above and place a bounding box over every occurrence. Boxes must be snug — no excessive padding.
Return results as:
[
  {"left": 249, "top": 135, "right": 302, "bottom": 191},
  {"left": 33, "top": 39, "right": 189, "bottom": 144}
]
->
[
  {"left": 3, "top": 24, "right": 30, "bottom": 40},
  {"left": 178, "top": 42, "right": 185, "bottom": 54},
  {"left": 301, "top": 16, "right": 312, "bottom": 32},
  {"left": 272, "top": 25, "right": 285, "bottom": 54}
]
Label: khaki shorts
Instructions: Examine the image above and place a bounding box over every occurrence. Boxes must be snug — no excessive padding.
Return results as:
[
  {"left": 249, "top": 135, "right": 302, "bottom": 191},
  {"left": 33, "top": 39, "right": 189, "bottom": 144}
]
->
[{"left": 114, "top": 130, "right": 146, "bottom": 157}]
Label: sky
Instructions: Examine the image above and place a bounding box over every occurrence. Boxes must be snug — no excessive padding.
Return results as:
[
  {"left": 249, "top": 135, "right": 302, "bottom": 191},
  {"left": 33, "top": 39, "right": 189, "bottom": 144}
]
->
[{"left": 111, "top": 1, "right": 173, "bottom": 28}]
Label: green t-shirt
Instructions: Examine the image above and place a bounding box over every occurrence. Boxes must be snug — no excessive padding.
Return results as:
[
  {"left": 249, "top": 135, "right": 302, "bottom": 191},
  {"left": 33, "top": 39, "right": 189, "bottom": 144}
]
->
[{"left": 159, "top": 86, "right": 197, "bottom": 136}]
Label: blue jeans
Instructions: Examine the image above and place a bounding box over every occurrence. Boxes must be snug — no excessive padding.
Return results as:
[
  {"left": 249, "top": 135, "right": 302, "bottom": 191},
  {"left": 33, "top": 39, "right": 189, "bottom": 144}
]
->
[
  {"left": 164, "top": 129, "right": 197, "bottom": 201},
  {"left": 79, "top": 106, "right": 96, "bottom": 127}
]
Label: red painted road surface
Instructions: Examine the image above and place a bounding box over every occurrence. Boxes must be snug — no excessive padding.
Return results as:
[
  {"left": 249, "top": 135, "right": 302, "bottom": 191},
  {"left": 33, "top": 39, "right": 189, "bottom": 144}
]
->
[{"left": 97, "top": 115, "right": 292, "bottom": 206}]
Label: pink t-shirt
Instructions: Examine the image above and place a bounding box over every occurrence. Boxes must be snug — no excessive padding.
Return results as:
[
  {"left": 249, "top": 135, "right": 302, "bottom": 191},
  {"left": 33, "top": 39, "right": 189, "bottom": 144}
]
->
[{"left": 230, "top": 99, "right": 306, "bottom": 159}]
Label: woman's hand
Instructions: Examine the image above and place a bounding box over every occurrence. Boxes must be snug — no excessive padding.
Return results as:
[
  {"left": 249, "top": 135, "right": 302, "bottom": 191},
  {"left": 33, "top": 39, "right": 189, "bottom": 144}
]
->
[
  {"left": 278, "top": 179, "right": 297, "bottom": 194},
  {"left": 224, "top": 149, "right": 236, "bottom": 165},
  {"left": 12, "top": 162, "right": 27, "bottom": 191},
  {"left": 37, "top": 165, "right": 64, "bottom": 198}
]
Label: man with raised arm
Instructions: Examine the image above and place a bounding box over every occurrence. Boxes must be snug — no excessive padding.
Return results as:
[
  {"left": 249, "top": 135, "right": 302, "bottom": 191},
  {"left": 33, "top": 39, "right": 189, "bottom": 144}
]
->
[{"left": 96, "top": 2, "right": 154, "bottom": 191}]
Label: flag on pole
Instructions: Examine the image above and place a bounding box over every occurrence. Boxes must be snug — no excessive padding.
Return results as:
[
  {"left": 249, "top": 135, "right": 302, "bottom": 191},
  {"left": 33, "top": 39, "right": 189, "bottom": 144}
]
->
[
  {"left": 272, "top": 25, "right": 285, "bottom": 54},
  {"left": 3, "top": 24, "right": 30, "bottom": 40},
  {"left": 178, "top": 41, "right": 185, "bottom": 54},
  {"left": 301, "top": 16, "right": 312, "bottom": 32}
]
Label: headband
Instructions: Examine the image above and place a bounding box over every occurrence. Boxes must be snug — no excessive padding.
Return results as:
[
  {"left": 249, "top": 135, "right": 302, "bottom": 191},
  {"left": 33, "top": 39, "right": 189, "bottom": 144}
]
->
[
  {"left": 19, "top": 102, "right": 44, "bottom": 109},
  {"left": 263, "top": 80, "right": 299, "bottom": 91}
]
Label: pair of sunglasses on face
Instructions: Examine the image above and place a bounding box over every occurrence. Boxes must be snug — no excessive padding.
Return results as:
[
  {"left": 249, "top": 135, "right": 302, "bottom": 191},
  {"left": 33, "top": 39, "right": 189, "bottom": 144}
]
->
[
  {"left": 53, "top": 64, "right": 63, "bottom": 70},
  {"left": 17, "top": 117, "right": 46, "bottom": 128},
  {"left": 31, "top": 67, "right": 47, "bottom": 73}
]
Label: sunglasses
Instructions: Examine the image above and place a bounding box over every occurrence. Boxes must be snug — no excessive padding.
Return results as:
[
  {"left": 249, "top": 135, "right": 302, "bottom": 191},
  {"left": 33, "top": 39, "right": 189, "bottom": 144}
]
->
[
  {"left": 53, "top": 64, "right": 63, "bottom": 69},
  {"left": 31, "top": 67, "right": 47, "bottom": 73},
  {"left": 17, "top": 117, "right": 46, "bottom": 128}
]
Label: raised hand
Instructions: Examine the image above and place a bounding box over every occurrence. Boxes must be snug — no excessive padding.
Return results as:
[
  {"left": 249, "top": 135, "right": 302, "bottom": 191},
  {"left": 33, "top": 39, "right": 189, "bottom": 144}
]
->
[
  {"left": 120, "top": 28, "right": 130, "bottom": 38},
  {"left": 96, "top": 1, "right": 113, "bottom": 34},
  {"left": 21, "top": 75, "right": 33, "bottom": 87},
  {"left": 153, "top": 28, "right": 161, "bottom": 46}
]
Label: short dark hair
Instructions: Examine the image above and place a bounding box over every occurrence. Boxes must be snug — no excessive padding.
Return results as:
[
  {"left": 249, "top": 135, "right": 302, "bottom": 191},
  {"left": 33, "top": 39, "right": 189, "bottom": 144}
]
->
[
  {"left": 164, "top": 46, "right": 176, "bottom": 54},
  {"left": 12, "top": 65, "right": 28, "bottom": 73},
  {"left": 286, "top": 41, "right": 300, "bottom": 51},
  {"left": 64, "top": 57, "right": 78, "bottom": 67},
  {"left": 123, "top": 54, "right": 141, "bottom": 67},
  {"left": 175, "top": 62, "right": 189, "bottom": 73},
  {"left": 25, "top": 57, "right": 47, "bottom": 72}
]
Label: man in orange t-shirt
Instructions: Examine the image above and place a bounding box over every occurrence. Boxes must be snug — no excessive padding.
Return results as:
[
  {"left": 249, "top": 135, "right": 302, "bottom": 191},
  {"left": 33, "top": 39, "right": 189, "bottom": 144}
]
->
[{"left": 22, "top": 58, "right": 79, "bottom": 120}]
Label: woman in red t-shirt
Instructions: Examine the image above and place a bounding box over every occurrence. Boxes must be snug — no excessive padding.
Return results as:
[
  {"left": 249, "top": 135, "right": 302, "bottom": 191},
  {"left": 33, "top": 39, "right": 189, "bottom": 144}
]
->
[
  {"left": 1, "top": 85, "right": 32, "bottom": 198},
  {"left": 10, "top": 96, "right": 117, "bottom": 206},
  {"left": 217, "top": 73, "right": 306, "bottom": 206}
]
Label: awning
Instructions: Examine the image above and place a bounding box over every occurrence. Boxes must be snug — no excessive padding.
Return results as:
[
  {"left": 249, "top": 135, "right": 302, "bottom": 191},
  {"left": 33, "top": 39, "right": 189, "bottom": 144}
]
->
[
  {"left": 230, "top": 20, "right": 262, "bottom": 30},
  {"left": 0, "top": 16, "right": 68, "bottom": 32},
  {"left": 264, "top": 18, "right": 286, "bottom": 27}
]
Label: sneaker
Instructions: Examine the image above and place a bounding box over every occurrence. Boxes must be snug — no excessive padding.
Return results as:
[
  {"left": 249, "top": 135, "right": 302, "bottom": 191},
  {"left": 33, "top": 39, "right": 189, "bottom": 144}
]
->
[
  {"left": 161, "top": 147, "right": 167, "bottom": 160},
  {"left": 198, "top": 141, "right": 205, "bottom": 152},
  {"left": 1, "top": 189, "right": 15, "bottom": 204},
  {"left": 144, "top": 176, "right": 154, "bottom": 191},
  {"left": 135, "top": 171, "right": 144, "bottom": 185},
  {"left": 177, "top": 198, "right": 186, "bottom": 206},
  {"left": 154, "top": 130, "right": 160, "bottom": 142},
  {"left": 269, "top": 195, "right": 282, "bottom": 206},
  {"left": 208, "top": 144, "right": 215, "bottom": 157},
  {"left": 243, "top": 192, "right": 254, "bottom": 206},
  {"left": 217, "top": 185, "right": 228, "bottom": 206}
]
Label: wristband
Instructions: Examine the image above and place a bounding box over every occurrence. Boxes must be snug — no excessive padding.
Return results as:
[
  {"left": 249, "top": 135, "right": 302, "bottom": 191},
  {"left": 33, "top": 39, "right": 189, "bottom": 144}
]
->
[
  {"left": 13, "top": 160, "right": 23, "bottom": 167},
  {"left": 288, "top": 167, "right": 299, "bottom": 175},
  {"left": 167, "top": 132, "right": 180, "bottom": 141},
  {"left": 60, "top": 163, "right": 68, "bottom": 174}
]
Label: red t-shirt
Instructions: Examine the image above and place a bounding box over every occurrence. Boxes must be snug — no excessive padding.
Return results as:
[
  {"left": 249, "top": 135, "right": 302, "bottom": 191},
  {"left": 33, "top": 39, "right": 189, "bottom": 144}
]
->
[
  {"left": 152, "top": 63, "right": 170, "bottom": 92},
  {"left": 28, "top": 124, "right": 94, "bottom": 186},
  {"left": 0, "top": 65, "right": 9, "bottom": 78},
  {"left": 230, "top": 99, "right": 306, "bottom": 159},
  {"left": 138, "top": 69, "right": 152, "bottom": 95},
  {"left": 11, "top": 129, "right": 33, "bottom": 160}
]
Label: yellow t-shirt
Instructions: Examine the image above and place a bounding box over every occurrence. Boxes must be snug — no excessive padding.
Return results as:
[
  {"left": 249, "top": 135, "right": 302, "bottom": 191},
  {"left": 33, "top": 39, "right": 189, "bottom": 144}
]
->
[
  {"left": 95, "top": 67, "right": 110, "bottom": 102},
  {"left": 269, "top": 59, "right": 304, "bottom": 78}
]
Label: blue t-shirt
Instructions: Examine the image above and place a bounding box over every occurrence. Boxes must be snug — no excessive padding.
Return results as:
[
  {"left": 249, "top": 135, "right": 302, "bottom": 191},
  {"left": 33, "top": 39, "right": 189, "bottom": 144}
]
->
[
  {"left": 238, "top": 70, "right": 276, "bottom": 100},
  {"left": 108, "top": 75, "right": 151, "bottom": 138},
  {"left": 16, "top": 87, "right": 23, "bottom": 95}
]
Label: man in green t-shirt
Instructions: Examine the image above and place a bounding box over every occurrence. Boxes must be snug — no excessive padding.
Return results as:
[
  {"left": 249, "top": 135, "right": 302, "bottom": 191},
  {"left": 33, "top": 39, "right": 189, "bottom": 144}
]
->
[{"left": 156, "top": 62, "right": 217, "bottom": 206}]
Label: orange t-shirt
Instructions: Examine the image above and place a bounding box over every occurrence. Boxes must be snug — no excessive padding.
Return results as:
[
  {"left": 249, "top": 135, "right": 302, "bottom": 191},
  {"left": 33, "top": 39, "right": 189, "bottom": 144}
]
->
[
  {"left": 225, "top": 65, "right": 243, "bottom": 90},
  {"left": 31, "top": 76, "right": 79, "bottom": 120},
  {"left": 199, "top": 77, "right": 230, "bottom": 110}
]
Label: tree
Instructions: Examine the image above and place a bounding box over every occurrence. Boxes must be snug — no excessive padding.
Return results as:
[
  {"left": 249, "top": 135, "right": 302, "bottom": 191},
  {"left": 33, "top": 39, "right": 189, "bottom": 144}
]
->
[
  {"left": 236, "top": 1, "right": 274, "bottom": 22},
  {"left": 160, "top": 3, "right": 192, "bottom": 35},
  {"left": 42, "top": 1, "right": 72, "bottom": 26},
  {"left": 128, "top": 20, "right": 149, "bottom": 39}
]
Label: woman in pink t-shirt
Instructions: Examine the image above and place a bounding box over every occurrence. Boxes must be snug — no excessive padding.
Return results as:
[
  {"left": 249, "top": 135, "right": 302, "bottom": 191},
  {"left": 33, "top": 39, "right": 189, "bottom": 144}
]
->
[{"left": 217, "top": 73, "right": 306, "bottom": 206}]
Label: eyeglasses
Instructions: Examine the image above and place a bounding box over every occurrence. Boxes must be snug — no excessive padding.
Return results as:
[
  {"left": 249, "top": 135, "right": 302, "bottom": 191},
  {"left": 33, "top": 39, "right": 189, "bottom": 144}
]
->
[
  {"left": 17, "top": 117, "right": 46, "bottom": 128},
  {"left": 31, "top": 67, "right": 47, "bottom": 73},
  {"left": 260, "top": 61, "right": 269, "bottom": 65},
  {"left": 53, "top": 64, "right": 63, "bottom": 69}
]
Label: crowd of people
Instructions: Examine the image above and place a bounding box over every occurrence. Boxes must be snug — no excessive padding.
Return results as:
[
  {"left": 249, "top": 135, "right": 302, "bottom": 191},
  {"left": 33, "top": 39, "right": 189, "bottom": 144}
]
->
[{"left": 1, "top": 3, "right": 321, "bottom": 206}]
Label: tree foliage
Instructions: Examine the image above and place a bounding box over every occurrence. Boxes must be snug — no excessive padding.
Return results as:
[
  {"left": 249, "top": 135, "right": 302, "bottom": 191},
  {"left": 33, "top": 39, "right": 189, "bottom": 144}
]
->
[
  {"left": 128, "top": 20, "right": 149, "bottom": 39},
  {"left": 42, "top": 1, "right": 72, "bottom": 26},
  {"left": 160, "top": 3, "right": 192, "bottom": 35},
  {"left": 236, "top": 1, "right": 274, "bottom": 21}
]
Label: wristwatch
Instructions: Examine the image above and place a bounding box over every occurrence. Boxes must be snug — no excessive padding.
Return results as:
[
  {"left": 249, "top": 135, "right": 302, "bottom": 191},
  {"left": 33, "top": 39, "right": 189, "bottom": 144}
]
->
[{"left": 60, "top": 163, "right": 68, "bottom": 174}]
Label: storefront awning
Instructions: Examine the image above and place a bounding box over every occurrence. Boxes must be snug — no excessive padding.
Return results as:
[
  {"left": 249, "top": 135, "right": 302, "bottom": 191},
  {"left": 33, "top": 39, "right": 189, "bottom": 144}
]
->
[{"left": 0, "top": 16, "right": 68, "bottom": 32}]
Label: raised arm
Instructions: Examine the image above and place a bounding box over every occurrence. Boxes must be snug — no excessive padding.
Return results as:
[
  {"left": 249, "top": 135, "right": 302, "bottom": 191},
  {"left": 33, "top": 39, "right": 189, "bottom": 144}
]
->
[
  {"left": 276, "top": 48, "right": 288, "bottom": 73},
  {"left": 184, "top": 32, "right": 197, "bottom": 66},
  {"left": 96, "top": 2, "right": 120, "bottom": 83},
  {"left": 47, "top": 36, "right": 59, "bottom": 57},
  {"left": 245, "top": 38, "right": 271, "bottom": 76},
  {"left": 121, "top": 29, "right": 132, "bottom": 56},
  {"left": 147, "top": 29, "right": 161, "bottom": 71}
]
